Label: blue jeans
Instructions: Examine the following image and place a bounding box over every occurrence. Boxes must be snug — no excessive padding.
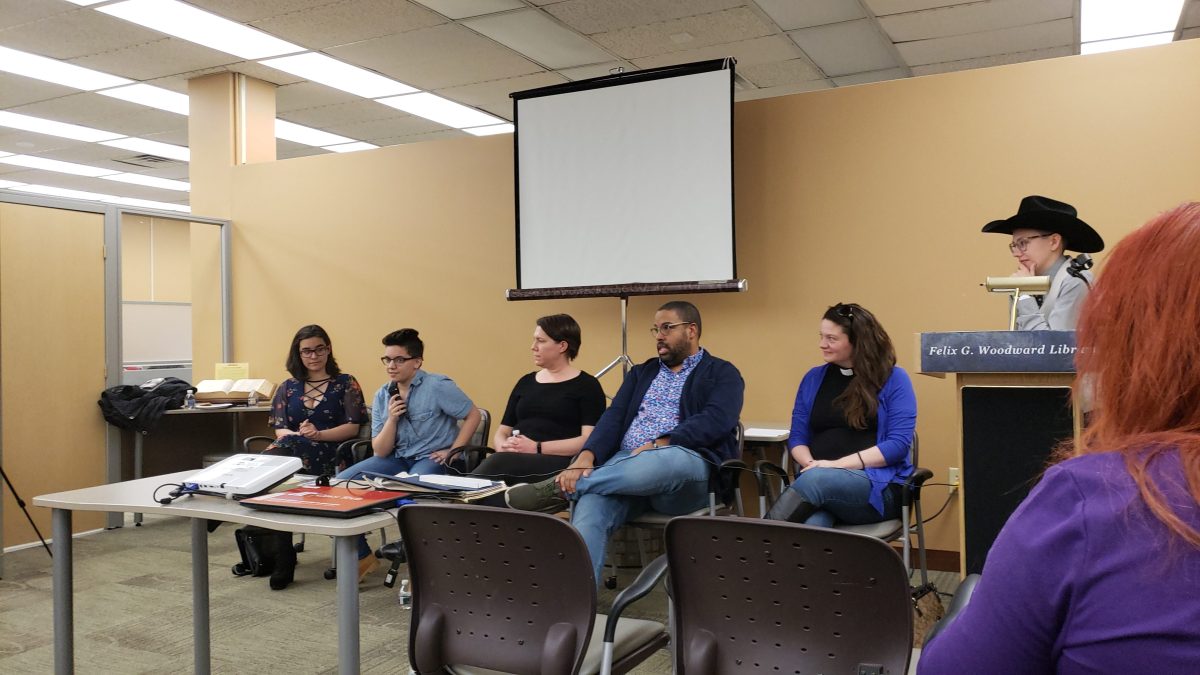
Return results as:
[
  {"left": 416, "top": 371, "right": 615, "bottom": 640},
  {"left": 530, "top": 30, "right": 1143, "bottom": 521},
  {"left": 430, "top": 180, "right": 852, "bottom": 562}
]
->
[
  {"left": 569, "top": 446, "right": 710, "bottom": 584},
  {"left": 336, "top": 454, "right": 445, "bottom": 559},
  {"left": 789, "top": 467, "right": 899, "bottom": 528}
]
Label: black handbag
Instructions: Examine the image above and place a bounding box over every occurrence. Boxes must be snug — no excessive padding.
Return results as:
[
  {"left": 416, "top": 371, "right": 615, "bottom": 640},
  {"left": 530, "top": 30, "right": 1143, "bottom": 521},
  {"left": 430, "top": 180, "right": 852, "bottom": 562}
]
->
[{"left": 232, "top": 526, "right": 296, "bottom": 590}]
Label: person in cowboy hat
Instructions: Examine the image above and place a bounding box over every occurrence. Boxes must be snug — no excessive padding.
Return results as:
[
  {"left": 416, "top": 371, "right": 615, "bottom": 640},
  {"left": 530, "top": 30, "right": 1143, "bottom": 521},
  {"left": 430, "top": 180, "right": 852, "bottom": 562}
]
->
[{"left": 982, "top": 195, "right": 1105, "bottom": 330}]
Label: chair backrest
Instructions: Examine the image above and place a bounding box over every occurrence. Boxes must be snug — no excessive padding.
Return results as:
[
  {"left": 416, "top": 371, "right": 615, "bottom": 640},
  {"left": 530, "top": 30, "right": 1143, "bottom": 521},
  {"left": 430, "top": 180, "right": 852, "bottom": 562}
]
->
[
  {"left": 666, "top": 516, "right": 913, "bottom": 675},
  {"left": 399, "top": 503, "right": 597, "bottom": 675}
]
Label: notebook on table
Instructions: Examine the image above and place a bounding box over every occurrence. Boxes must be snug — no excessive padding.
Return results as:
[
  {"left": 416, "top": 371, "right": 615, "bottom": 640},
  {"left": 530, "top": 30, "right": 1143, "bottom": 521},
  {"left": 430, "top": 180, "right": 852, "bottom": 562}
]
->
[{"left": 241, "top": 485, "right": 410, "bottom": 518}]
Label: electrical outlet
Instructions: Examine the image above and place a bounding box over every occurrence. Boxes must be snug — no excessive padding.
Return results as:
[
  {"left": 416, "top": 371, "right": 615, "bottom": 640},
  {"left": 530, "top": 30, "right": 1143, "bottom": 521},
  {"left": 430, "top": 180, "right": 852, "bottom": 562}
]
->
[{"left": 947, "top": 467, "right": 960, "bottom": 494}]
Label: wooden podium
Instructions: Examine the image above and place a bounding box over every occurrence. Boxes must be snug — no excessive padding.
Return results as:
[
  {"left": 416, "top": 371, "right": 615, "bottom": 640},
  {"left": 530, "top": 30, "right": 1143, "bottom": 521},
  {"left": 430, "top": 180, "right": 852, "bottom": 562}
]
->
[{"left": 919, "top": 331, "right": 1082, "bottom": 576}]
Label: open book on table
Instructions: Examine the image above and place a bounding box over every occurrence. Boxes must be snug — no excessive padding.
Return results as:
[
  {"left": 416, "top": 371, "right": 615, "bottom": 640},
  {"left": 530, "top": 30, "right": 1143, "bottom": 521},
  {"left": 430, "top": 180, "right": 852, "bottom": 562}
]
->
[{"left": 194, "top": 378, "right": 276, "bottom": 403}]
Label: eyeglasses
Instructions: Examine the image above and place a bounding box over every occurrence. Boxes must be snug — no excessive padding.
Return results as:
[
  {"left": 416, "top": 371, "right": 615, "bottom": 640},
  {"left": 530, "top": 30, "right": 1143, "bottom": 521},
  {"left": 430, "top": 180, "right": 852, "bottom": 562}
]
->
[
  {"left": 833, "top": 304, "right": 854, "bottom": 320},
  {"left": 1009, "top": 234, "right": 1049, "bottom": 253},
  {"left": 380, "top": 355, "right": 419, "bottom": 366},
  {"left": 299, "top": 345, "right": 329, "bottom": 358},
  {"left": 649, "top": 322, "right": 692, "bottom": 337}
]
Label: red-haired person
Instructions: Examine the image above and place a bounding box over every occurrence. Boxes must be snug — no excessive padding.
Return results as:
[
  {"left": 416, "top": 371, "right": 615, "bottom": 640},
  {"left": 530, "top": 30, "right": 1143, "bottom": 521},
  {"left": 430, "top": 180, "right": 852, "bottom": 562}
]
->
[{"left": 920, "top": 203, "right": 1200, "bottom": 673}]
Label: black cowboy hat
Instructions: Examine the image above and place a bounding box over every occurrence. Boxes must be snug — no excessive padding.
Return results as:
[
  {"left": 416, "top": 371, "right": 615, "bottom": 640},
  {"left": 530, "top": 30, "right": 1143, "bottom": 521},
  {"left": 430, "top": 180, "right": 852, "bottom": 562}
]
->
[{"left": 981, "top": 195, "right": 1104, "bottom": 253}]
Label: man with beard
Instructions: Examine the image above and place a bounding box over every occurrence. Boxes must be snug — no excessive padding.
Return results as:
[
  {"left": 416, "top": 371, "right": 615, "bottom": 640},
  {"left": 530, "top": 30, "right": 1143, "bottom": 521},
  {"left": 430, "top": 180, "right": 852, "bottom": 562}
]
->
[{"left": 506, "top": 300, "right": 744, "bottom": 585}]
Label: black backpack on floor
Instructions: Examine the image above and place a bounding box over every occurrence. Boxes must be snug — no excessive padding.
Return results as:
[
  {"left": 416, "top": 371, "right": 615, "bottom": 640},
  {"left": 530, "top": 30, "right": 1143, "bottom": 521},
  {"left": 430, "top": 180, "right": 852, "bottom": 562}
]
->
[{"left": 232, "top": 526, "right": 296, "bottom": 590}]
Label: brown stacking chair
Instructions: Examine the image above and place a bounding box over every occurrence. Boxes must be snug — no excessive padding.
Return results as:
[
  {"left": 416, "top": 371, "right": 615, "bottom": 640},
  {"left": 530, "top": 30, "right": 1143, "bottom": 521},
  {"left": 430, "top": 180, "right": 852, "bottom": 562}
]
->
[
  {"left": 665, "top": 516, "right": 914, "bottom": 675},
  {"left": 398, "top": 503, "right": 668, "bottom": 675}
]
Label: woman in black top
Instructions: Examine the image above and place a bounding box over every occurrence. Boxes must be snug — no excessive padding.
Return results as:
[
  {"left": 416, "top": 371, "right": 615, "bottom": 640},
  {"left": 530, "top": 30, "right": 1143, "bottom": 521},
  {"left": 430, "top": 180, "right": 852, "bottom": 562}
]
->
[{"left": 472, "top": 314, "right": 606, "bottom": 485}]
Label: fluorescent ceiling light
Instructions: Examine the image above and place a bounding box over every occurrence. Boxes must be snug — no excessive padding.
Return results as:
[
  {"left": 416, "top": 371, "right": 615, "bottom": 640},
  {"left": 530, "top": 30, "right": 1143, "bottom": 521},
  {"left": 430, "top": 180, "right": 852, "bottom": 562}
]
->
[
  {"left": 0, "top": 179, "right": 28, "bottom": 189},
  {"left": 322, "top": 142, "right": 379, "bottom": 153},
  {"left": 0, "top": 45, "right": 132, "bottom": 91},
  {"left": 1081, "top": 0, "right": 1185, "bottom": 43},
  {"left": 98, "top": 0, "right": 304, "bottom": 60},
  {"left": 100, "top": 137, "right": 191, "bottom": 162},
  {"left": 1081, "top": 32, "right": 1176, "bottom": 54},
  {"left": 0, "top": 155, "right": 120, "bottom": 177},
  {"left": 274, "top": 119, "right": 355, "bottom": 147},
  {"left": 102, "top": 173, "right": 191, "bottom": 192},
  {"left": 259, "top": 53, "right": 416, "bottom": 99},
  {"left": 463, "top": 123, "right": 514, "bottom": 136},
  {"left": 8, "top": 183, "right": 190, "bottom": 212},
  {"left": 0, "top": 111, "right": 125, "bottom": 143},
  {"left": 376, "top": 93, "right": 503, "bottom": 129},
  {"left": 98, "top": 83, "right": 190, "bottom": 115}
]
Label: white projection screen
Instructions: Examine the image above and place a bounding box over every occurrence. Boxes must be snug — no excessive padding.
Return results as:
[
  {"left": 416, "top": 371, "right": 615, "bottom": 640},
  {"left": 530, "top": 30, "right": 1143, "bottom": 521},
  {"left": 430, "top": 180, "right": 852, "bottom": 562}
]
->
[{"left": 511, "top": 59, "right": 739, "bottom": 298}]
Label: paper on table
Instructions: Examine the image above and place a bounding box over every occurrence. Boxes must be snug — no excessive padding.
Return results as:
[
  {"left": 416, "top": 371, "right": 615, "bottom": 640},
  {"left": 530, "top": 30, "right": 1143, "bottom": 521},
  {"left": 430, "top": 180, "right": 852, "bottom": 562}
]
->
[
  {"left": 745, "top": 427, "right": 789, "bottom": 438},
  {"left": 416, "top": 474, "right": 496, "bottom": 490}
]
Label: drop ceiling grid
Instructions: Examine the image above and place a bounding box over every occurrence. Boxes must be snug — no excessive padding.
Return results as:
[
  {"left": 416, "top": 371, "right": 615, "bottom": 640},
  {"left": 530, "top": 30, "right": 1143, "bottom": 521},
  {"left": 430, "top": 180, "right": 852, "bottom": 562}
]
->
[
  {"left": 247, "top": 0, "right": 448, "bottom": 50},
  {"left": 896, "top": 17, "right": 1075, "bottom": 66},
  {"left": 879, "top": 0, "right": 1074, "bottom": 43},
  {"left": 588, "top": 6, "right": 778, "bottom": 60}
]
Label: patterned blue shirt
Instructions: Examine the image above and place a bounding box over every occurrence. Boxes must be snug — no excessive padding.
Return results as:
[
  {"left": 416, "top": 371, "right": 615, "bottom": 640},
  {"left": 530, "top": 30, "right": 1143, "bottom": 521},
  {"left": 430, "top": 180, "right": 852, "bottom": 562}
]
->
[{"left": 620, "top": 349, "right": 706, "bottom": 452}]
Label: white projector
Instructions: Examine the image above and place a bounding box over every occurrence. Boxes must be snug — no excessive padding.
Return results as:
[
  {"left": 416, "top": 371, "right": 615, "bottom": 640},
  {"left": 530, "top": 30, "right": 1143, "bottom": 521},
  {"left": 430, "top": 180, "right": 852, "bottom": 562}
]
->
[{"left": 185, "top": 454, "right": 302, "bottom": 499}]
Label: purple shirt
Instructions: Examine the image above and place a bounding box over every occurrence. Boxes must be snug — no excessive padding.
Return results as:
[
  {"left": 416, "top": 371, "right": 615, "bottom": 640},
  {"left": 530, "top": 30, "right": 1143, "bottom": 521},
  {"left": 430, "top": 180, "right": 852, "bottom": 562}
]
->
[
  {"left": 619, "top": 349, "right": 704, "bottom": 452},
  {"left": 919, "top": 450, "right": 1200, "bottom": 674}
]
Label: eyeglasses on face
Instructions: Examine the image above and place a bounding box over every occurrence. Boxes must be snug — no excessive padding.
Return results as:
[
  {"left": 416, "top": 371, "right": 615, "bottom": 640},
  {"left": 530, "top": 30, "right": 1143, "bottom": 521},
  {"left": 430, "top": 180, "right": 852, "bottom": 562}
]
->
[
  {"left": 380, "top": 355, "right": 419, "bottom": 366},
  {"left": 299, "top": 345, "right": 329, "bottom": 358},
  {"left": 1009, "top": 234, "right": 1049, "bottom": 253},
  {"left": 649, "top": 321, "right": 693, "bottom": 337}
]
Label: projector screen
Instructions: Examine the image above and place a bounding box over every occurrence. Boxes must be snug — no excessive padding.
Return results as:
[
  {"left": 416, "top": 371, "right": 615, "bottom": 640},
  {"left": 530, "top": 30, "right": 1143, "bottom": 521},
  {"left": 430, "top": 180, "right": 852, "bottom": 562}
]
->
[{"left": 511, "top": 59, "right": 736, "bottom": 297}]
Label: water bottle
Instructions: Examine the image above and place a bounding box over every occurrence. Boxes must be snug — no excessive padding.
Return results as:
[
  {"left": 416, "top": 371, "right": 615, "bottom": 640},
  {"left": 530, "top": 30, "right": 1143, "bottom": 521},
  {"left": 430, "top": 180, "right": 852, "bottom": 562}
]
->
[
  {"left": 184, "top": 389, "right": 196, "bottom": 409},
  {"left": 398, "top": 578, "right": 412, "bottom": 609}
]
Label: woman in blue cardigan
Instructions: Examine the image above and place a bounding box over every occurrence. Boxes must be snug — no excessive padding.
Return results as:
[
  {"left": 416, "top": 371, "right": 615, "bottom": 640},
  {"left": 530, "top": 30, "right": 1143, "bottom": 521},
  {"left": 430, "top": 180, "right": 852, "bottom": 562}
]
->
[{"left": 766, "top": 303, "right": 916, "bottom": 526}]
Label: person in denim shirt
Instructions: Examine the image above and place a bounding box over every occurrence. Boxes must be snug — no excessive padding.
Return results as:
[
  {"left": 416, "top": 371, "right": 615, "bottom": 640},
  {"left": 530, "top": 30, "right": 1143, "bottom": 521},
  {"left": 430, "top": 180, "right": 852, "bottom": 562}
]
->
[{"left": 336, "top": 328, "right": 481, "bottom": 580}]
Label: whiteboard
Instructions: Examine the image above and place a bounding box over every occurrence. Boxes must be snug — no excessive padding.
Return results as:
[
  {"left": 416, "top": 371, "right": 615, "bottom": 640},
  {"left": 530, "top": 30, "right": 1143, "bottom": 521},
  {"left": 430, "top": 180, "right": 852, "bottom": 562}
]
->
[{"left": 122, "top": 301, "right": 192, "bottom": 363}]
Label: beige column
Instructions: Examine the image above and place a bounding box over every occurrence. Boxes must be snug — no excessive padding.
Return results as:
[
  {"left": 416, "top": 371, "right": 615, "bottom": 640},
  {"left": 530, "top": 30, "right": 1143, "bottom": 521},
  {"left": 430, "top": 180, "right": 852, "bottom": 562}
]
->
[{"left": 187, "top": 72, "right": 277, "bottom": 218}]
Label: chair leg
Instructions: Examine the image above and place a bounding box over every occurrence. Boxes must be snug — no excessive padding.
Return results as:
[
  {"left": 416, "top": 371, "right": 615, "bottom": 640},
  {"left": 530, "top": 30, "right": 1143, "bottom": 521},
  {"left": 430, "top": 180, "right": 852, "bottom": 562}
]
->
[
  {"left": 914, "top": 501, "right": 930, "bottom": 587},
  {"left": 901, "top": 503, "right": 912, "bottom": 574}
]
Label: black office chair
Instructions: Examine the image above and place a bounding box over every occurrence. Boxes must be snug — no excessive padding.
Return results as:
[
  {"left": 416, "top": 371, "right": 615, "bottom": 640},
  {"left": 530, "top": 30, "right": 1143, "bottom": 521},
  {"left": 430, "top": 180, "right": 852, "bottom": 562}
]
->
[
  {"left": 665, "top": 516, "right": 915, "bottom": 674},
  {"left": 398, "top": 503, "right": 668, "bottom": 675},
  {"left": 755, "top": 433, "right": 935, "bottom": 586}
]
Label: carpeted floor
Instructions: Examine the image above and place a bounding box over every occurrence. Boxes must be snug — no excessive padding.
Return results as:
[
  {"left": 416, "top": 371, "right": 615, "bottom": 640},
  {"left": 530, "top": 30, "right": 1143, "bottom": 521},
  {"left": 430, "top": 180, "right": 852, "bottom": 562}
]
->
[{"left": 0, "top": 514, "right": 959, "bottom": 674}]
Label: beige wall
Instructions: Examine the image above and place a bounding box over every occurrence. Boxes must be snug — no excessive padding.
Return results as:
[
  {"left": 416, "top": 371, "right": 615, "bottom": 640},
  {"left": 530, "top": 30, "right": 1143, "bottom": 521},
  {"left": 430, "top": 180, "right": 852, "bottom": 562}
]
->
[
  {"left": 220, "top": 40, "right": 1200, "bottom": 553},
  {"left": 121, "top": 214, "right": 193, "bottom": 302}
]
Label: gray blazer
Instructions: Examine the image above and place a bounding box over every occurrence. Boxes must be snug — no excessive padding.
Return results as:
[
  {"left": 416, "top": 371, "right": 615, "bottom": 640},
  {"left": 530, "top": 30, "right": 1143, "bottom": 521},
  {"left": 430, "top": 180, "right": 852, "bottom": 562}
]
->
[{"left": 1015, "top": 256, "right": 1092, "bottom": 330}]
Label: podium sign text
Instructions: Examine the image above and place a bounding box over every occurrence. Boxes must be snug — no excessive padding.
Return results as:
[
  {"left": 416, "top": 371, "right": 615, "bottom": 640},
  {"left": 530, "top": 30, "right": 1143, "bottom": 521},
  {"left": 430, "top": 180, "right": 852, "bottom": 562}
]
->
[{"left": 920, "top": 330, "right": 1076, "bottom": 373}]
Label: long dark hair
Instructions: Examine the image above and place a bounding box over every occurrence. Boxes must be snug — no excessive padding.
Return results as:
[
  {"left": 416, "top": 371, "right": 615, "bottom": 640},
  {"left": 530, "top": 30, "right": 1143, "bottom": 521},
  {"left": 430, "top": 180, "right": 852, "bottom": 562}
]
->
[
  {"left": 285, "top": 324, "right": 341, "bottom": 381},
  {"left": 824, "top": 303, "right": 896, "bottom": 430}
]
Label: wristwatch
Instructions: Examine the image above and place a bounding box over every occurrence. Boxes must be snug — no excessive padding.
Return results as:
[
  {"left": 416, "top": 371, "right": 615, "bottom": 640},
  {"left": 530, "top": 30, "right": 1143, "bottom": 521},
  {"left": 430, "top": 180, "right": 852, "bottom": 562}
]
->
[{"left": 536, "top": 441, "right": 542, "bottom": 454}]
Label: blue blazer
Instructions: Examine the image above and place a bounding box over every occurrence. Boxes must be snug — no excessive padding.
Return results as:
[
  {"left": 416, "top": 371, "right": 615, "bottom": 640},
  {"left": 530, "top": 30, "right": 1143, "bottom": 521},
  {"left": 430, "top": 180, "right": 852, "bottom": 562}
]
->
[
  {"left": 585, "top": 351, "right": 744, "bottom": 467},
  {"left": 789, "top": 364, "right": 917, "bottom": 515}
]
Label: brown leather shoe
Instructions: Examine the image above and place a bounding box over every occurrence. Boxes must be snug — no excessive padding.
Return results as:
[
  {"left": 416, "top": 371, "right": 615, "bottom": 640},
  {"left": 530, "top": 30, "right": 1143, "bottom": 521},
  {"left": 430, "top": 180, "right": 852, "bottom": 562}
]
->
[{"left": 357, "top": 555, "right": 380, "bottom": 584}]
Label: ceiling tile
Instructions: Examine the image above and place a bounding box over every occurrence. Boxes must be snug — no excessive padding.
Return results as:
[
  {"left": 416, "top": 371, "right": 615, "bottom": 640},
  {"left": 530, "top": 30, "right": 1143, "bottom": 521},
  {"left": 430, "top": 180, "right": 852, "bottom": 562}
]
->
[
  {"left": 592, "top": 7, "right": 777, "bottom": 60},
  {"left": 738, "top": 58, "right": 823, "bottom": 88},
  {"left": 789, "top": 19, "right": 900, "bottom": 76},
  {"left": 735, "top": 78, "right": 833, "bottom": 101},
  {"left": 276, "top": 81, "right": 364, "bottom": 112},
  {"left": 326, "top": 23, "right": 544, "bottom": 90},
  {"left": 756, "top": 0, "right": 866, "bottom": 31},
  {"left": 0, "top": 11, "right": 166, "bottom": 61},
  {"left": 224, "top": 61, "right": 306, "bottom": 86},
  {"left": 1185, "top": 3, "right": 1200, "bottom": 27},
  {"left": 0, "top": 72, "right": 79, "bottom": 108},
  {"left": 12, "top": 94, "right": 186, "bottom": 136},
  {"left": 631, "top": 34, "right": 801, "bottom": 70},
  {"left": 557, "top": 61, "right": 637, "bottom": 80},
  {"left": 0, "top": 0, "right": 71, "bottom": 31},
  {"left": 187, "top": 0, "right": 338, "bottom": 23},
  {"left": 371, "top": 128, "right": 469, "bottom": 145},
  {"left": 880, "top": 0, "right": 1072, "bottom": 43},
  {"left": 543, "top": 0, "right": 743, "bottom": 35},
  {"left": 0, "top": 168, "right": 185, "bottom": 201},
  {"left": 250, "top": 0, "right": 446, "bottom": 50},
  {"left": 67, "top": 38, "right": 241, "bottom": 81},
  {"left": 323, "top": 114, "right": 447, "bottom": 140},
  {"left": 143, "top": 129, "right": 191, "bottom": 147},
  {"left": 278, "top": 99, "right": 402, "bottom": 128},
  {"left": 275, "top": 138, "right": 329, "bottom": 159},
  {"left": 0, "top": 129, "right": 80, "bottom": 156},
  {"left": 412, "top": 0, "right": 526, "bottom": 20},
  {"left": 896, "top": 18, "right": 1073, "bottom": 66},
  {"left": 437, "top": 71, "right": 567, "bottom": 118},
  {"left": 462, "top": 9, "right": 615, "bottom": 69},
  {"left": 864, "top": 0, "right": 964, "bottom": 16},
  {"left": 910, "top": 45, "right": 1073, "bottom": 76},
  {"left": 831, "top": 66, "right": 908, "bottom": 86}
]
